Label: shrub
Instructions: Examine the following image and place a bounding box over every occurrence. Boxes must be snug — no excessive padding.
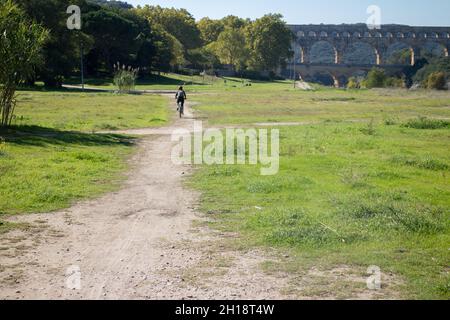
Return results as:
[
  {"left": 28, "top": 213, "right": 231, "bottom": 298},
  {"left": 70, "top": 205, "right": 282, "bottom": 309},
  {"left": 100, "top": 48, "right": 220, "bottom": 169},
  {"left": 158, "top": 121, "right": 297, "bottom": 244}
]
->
[
  {"left": 0, "top": 0, "right": 48, "bottom": 127},
  {"left": 365, "top": 68, "right": 387, "bottom": 88},
  {"left": 385, "top": 77, "right": 406, "bottom": 88},
  {"left": 402, "top": 117, "right": 450, "bottom": 130},
  {"left": 113, "top": 63, "right": 139, "bottom": 93},
  {"left": 346, "top": 77, "right": 360, "bottom": 89},
  {"left": 426, "top": 71, "right": 447, "bottom": 90}
]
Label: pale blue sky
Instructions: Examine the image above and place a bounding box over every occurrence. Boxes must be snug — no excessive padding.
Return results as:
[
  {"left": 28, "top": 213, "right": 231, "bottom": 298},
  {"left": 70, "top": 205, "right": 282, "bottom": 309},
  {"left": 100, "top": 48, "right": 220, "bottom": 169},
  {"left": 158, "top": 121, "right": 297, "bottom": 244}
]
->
[{"left": 126, "top": 0, "right": 450, "bottom": 26}]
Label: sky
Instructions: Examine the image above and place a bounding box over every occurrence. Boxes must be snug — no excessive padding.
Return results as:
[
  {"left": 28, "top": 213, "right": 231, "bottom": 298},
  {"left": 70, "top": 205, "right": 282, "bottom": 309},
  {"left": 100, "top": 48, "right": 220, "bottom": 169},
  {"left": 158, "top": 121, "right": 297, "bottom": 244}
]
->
[{"left": 126, "top": 0, "right": 450, "bottom": 26}]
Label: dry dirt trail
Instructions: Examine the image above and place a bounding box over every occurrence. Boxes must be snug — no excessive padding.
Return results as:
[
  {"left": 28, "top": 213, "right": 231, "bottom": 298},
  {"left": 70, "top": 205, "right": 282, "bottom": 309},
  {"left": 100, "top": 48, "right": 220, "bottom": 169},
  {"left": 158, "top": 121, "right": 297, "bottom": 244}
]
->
[{"left": 0, "top": 97, "right": 296, "bottom": 300}]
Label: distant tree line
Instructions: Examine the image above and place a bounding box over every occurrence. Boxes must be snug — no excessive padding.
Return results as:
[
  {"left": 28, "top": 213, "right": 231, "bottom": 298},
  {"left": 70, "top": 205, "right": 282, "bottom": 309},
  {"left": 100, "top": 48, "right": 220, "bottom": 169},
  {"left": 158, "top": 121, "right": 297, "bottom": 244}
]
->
[{"left": 13, "top": 0, "right": 294, "bottom": 87}]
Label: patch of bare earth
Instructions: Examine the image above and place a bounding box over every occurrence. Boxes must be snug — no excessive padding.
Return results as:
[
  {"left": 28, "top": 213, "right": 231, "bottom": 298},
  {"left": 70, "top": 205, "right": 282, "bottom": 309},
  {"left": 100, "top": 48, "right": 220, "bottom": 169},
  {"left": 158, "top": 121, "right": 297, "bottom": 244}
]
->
[{"left": 0, "top": 98, "right": 401, "bottom": 300}]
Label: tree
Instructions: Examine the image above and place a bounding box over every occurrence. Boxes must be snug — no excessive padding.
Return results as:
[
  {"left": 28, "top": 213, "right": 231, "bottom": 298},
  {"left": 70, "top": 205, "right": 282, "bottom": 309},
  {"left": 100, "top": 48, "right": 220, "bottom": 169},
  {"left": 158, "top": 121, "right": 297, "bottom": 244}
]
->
[
  {"left": 210, "top": 28, "right": 249, "bottom": 71},
  {"left": 197, "top": 17, "right": 224, "bottom": 44},
  {"left": 15, "top": 0, "right": 89, "bottom": 87},
  {"left": 245, "top": 14, "right": 293, "bottom": 72},
  {"left": 0, "top": 0, "right": 48, "bottom": 126},
  {"left": 135, "top": 5, "right": 202, "bottom": 50},
  {"left": 365, "top": 68, "right": 387, "bottom": 88}
]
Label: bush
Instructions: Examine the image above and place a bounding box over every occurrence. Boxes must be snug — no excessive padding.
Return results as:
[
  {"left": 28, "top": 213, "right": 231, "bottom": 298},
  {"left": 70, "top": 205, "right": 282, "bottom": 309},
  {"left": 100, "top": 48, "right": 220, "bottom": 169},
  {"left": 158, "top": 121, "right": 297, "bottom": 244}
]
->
[
  {"left": 346, "top": 77, "right": 360, "bottom": 89},
  {"left": 365, "top": 68, "right": 387, "bottom": 88},
  {"left": 426, "top": 72, "right": 447, "bottom": 90},
  {"left": 113, "top": 63, "right": 139, "bottom": 93},
  {"left": 385, "top": 77, "right": 406, "bottom": 88},
  {"left": 402, "top": 116, "right": 450, "bottom": 130}
]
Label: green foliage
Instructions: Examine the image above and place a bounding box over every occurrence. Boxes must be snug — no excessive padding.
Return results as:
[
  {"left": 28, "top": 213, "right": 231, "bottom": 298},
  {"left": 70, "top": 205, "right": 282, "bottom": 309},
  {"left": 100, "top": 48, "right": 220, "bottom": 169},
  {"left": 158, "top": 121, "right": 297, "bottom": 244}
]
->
[
  {"left": 402, "top": 116, "right": 450, "bottom": 130},
  {"left": 245, "top": 14, "right": 294, "bottom": 72},
  {"left": 426, "top": 72, "right": 447, "bottom": 90},
  {"left": 0, "top": 0, "right": 48, "bottom": 126},
  {"left": 414, "top": 57, "right": 450, "bottom": 85},
  {"left": 210, "top": 27, "right": 249, "bottom": 71},
  {"left": 365, "top": 68, "right": 388, "bottom": 88},
  {"left": 197, "top": 17, "right": 224, "bottom": 44},
  {"left": 15, "top": 0, "right": 88, "bottom": 87},
  {"left": 135, "top": 5, "right": 202, "bottom": 50},
  {"left": 346, "top": 77, "right": 360, "bottom": 89}
]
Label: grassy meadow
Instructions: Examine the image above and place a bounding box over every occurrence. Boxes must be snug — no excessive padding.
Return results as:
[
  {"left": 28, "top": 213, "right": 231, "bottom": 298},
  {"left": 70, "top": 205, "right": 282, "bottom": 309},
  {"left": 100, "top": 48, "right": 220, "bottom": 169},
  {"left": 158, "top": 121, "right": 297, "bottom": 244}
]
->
[
  {"left": 0, "top": 90, "right": 169, "bottom": 232},
  {"left": 188, "top": 84, "right": 450, "bottom": 299},
  {"left": 1, "top": 77, "right": 449, "bottom": 299}
]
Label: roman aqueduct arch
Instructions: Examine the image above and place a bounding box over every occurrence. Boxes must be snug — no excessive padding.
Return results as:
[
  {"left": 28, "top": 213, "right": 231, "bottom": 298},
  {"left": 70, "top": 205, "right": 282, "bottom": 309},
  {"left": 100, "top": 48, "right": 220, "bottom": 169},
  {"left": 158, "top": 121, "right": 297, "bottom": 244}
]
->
[{"left": 286, "top": 24, "right": 450, "bottom": 86}]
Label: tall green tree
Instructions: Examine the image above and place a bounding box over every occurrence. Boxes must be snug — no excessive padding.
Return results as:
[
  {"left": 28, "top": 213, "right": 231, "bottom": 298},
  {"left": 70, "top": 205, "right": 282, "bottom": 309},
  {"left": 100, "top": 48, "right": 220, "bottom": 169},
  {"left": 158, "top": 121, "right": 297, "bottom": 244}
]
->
[
  {"left": 0, "top": 0, "right": 48, "bottom": 126},
  {"left": 245, "top": 14, "right": 293, "bottom": 72},
  {"left": 135, "top": 5, "right": 202, "bottom": 50},
  {"left": 15, "top": 0, "right": 89, "bottom": 87},
  {"left": 210, "top": 27, "right": 249, "bottom": 71},
  {"left": 197, "top": 17, "right": 224, "bottom": 44}
]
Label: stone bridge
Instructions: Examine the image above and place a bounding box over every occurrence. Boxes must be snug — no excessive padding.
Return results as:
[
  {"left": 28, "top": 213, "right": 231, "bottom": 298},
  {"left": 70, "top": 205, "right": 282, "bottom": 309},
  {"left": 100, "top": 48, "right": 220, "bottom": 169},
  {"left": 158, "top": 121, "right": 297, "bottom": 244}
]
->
[{"left": 283, "top": 24, "right": 450, "bottom": 86}]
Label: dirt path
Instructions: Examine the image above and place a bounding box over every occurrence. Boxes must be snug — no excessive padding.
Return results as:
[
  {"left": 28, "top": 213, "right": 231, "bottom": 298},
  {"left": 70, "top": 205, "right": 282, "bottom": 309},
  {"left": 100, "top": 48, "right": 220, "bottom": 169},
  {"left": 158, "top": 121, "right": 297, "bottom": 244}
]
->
[{"left": 0, "top": 99, "right": 295, "bottom": 300}]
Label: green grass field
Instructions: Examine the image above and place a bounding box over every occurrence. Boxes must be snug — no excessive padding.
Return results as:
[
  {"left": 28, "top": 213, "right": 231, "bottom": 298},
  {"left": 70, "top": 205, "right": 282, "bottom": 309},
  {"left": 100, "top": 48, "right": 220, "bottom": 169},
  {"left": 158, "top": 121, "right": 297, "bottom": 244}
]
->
[
  {"left": 188, "top": 84, "right": 450, "bottom": 299},
  {"left": 1, "top": 78, "right": 449, "bottom": 298},
  {"left": 0, "top": 90, "right": 170, "bottom": 232},
  {"left": 13, "top": 91, "right": 169, "bottom": 131}
]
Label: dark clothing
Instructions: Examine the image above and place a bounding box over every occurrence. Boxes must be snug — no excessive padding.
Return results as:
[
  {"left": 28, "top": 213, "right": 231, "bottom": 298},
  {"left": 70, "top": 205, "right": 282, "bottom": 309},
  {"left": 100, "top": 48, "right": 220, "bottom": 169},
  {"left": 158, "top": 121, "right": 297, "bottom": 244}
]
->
[{"left": 176, "top": 90, "right": 187, "bottom": 102}]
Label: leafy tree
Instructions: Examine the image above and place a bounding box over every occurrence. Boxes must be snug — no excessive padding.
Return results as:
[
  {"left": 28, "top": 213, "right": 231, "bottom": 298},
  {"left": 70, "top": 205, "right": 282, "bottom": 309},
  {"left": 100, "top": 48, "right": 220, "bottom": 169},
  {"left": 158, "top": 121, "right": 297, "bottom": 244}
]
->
[
  {"left": 0, "top": 0, "right": 48, "bottom": 126},
  {"left": 83, "top": 7, "right": 150, "bottom": 74},
  {"left": 197, "top": 17, "right": 224, "bottom": 44},
  {"left": 15, "top": 0, "right": 89, "bottom": 87},
  {"left": 187, "top": 47, "right": 220, "bottom": 71},
  {"left": 135, "top": 5, "right": 202, "bottom": 50},
  {"left": 245, "top": 14, "right": 293, "bottom": 72},
  {"left": 221, "top": 15, "right": 249, "bottom": 29},
  {"left": 210, "top": 27, "right": 249, "bottom": 71},
  {"left": 365, "top": 68, "right": 387, "bottom": 88}
]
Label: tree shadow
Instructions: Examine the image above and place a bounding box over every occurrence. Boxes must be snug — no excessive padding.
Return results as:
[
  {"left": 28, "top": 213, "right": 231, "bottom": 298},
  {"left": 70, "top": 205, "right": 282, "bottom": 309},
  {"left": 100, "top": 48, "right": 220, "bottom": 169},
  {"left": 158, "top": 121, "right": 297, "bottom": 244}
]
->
[{"left": 0, "top": 125, "right": 136, "bottom": 148}]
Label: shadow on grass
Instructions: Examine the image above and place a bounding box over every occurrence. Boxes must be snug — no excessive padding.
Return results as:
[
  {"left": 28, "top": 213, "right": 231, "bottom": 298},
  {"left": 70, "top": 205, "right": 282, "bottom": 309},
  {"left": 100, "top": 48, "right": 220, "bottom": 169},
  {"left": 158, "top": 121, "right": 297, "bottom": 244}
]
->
[{"left": 0, "top": 125, "right": 136, "bottom": 148}]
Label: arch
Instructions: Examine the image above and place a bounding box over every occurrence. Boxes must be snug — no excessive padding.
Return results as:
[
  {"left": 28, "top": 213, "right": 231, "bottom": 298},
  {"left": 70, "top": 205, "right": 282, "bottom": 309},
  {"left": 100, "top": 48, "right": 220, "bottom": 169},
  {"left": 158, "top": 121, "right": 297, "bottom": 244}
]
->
[
  {"left": 353, "top": 32, "right": 361, "bottom": 38},
  {"left": 342, "top": 31, "right": 351, "bottom": 38},
  {"left": 430, "top": 32, "right": 439, "bottom": 39},
  {"left": 443, "top": 33, "right": 450, "bottom": 39},
  {"left": 364, "top": 32, "right": 372, "bottom": 38},
  {"left": 297, "top": 31, "right": 305, "bottom": 38},
  {"left": 312, "top": 72, "right": 336, "bottom": 86},
  {"left": 385, "top": 42, "right": 414, "bottom": 65},
  {"left": 309, "top": 41, "right": 338, "bottom": 64},
  {"left": 406, "top": 32, "right": 416, "bottom": 39},
  {"left": 331, "top": 31, "right": 340, "bottom": 38},
  {"left": 421, "top": 41, "right": 448, "bottom": 59},
  {"left": 386, "top": 32, "right": 393, "bottom": 38},
  {"left": 342, "top": 42, "right": 378, "bottom": 65},
  {"left": 418, "top": 32, "right": 428, "bottom": 38},
  {"left": 293, "top": 46, "right": 305, "bottom": 63},
  {"left": 308, "top": 31, "right": 317, "bottom": 37},
  {"left": 320, "top": 31, "right": 328, "bottom": 37},
  {"left": 396, "top": 32, "right": 405, "bottom": 38},
  {"left": 374, "top": 32, "right": 382, "bottom": 38}
]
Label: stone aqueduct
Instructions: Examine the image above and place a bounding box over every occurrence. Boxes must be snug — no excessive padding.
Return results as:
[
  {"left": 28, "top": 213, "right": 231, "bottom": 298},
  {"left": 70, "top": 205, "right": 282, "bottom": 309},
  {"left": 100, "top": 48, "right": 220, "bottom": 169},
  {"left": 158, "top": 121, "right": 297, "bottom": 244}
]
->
[{"left": 284, "top": 24, "right": 450, "bottom": 87}]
